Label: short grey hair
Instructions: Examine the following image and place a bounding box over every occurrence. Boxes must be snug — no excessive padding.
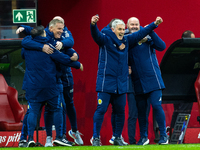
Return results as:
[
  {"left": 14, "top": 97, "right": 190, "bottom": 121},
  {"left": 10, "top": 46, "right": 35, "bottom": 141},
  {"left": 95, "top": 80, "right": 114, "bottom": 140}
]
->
[
  {"left": 111, "top": 19, "right": 125, "bottom": 29},
  {"left": 49, "top": 19, "right": 64, "bottom": 29},
  {"left": 53, "top": 16, "right": 64, "bottom": 24}
]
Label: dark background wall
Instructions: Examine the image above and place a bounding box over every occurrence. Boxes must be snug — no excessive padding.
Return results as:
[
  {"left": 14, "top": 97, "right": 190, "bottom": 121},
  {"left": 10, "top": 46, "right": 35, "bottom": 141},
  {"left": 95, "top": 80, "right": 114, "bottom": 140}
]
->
[{"left": 37, "top": 0, "right": 200, "bottom": 145}]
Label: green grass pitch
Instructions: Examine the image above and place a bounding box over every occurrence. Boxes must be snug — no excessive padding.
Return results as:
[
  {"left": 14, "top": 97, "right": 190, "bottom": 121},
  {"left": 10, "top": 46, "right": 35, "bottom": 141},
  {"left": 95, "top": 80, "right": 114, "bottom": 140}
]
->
[{"left": 1, "top": 144, "right": 200, "bottom": 150}]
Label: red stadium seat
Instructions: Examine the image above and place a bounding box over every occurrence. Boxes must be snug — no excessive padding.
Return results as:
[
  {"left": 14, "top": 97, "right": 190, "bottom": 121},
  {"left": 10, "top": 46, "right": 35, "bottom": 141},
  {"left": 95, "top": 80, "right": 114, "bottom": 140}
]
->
[
  {"left": 194, "top": 71, "right": 200, "bottom": 117},
  {"left": 0, "top": 74, "right": 24, "bottom": 131}
]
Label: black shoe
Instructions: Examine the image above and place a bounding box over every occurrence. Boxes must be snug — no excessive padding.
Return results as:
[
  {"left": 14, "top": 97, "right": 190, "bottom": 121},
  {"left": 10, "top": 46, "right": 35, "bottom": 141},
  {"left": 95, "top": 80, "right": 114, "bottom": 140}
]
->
[
  {"left": 53, "top": 137, "right": 73, "bottom": 146},
  {"left": 18, "top": 140, "right": 27, "bottom": 147},
  {"left": 130, "top": 142, "right": 136, "bottom": 145},
  {"left": 136, "top": 137, "right": 149, "bottom": 145},
  {"left": 27, "top": 136, "right": 36, "bottom": 147},
  {"left": 92, "top": 138, "right": 101, "bottom": 146},
  {"left": 114, "top": 137, "right": 125, "bottom": 146},
  {"left": 63, "top": 134, "right": 75, "bottom": 146}
]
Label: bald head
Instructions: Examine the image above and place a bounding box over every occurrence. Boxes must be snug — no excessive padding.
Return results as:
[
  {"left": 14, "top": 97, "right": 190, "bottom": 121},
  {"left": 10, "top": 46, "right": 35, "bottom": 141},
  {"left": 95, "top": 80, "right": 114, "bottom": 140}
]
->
[
  {"left": 53, "top": 16, "right": 64, "bottom": 24},
  {"left": 127, "top": 17, "right": 140, "bottom": 33},
  {"left": 181, "top": 30, "right": 195, "bottom": 38}
]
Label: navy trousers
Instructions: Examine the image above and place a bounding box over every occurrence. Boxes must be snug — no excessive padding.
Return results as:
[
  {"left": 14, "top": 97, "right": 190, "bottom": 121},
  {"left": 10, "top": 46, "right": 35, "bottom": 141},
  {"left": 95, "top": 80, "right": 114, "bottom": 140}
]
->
[
  {"left": 136, "top": 89, "right": 166, "bottom": 138},
  {"left": 63, "top": 85, "right": 78, "bottom": 133},
  {"left": 93, "top": 92, "right": 126, "bottom": 138},
  {"left": 127, "top": 92, "right": 138, "bottom": 144},
  {"left": 30, "top": 95, "right": 63, "bottom": 139}
]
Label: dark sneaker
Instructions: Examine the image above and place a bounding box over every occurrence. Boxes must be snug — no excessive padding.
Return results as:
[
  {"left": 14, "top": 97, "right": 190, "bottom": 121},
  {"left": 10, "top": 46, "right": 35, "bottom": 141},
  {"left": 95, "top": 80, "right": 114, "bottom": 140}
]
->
[
  {"left": 27, "top": 136, "right": 36, "bottom": 147},
  {"left": 130, "top": 142, "right": 136, "bottom": 145},
  {"left": 109, "top": 135, "right": 128, "bottom": 145},
  {"left": 68, "top": 130, "right": 83, "bottom": 145},
  {"left": 121, "top": 135, "right": 128, "bottom": 145},
  {"left": 53, "top": 137, "right": 73, "bottom": 146},
  {"left": 92, "top": 137, "right": 101, "bottom": 146},
  {"left": 136, "top": 137, "right": 149, "bottom": 145},
  {"left": 158, "top": 136, "right": 168, "bottom": 145},
  {"left": 63, "top": 134, "right": 75, "bottom": 146},
  {"left": 114, "top": 137, "right": 125, "bottom": 146},
  {"left": 18, "top": 140, "right": 27, "bottom": 147}
]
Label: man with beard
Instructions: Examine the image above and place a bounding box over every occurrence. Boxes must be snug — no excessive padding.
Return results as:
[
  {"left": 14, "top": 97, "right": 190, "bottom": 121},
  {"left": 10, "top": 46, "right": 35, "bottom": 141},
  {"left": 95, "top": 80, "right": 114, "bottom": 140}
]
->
[{"left": 126, "top": 17, "right": 168, "bottom": 145}]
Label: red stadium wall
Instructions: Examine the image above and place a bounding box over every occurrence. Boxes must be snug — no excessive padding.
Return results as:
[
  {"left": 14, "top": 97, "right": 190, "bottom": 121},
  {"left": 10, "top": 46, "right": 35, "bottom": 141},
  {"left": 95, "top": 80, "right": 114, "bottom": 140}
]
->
[{"left": 37, "top": 0, "right": 200, "bottom": 145}]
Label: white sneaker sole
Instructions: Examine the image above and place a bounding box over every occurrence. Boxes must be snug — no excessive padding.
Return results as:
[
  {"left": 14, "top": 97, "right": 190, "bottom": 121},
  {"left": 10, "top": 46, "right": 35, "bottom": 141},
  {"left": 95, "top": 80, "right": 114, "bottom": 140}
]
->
[
  {"left": 28, "top": 141, "right": 35, "bottom": 147},
  {"left": 109, "top": 139, "right": 114, "bottom": 144},
  {"left": 53, "top": 140, "right": 72, "bottom": 146},
  {"left": 159, "top": 140, "right": 168, "bottom": 145},
  {"left": 143, "top": 139, "right": 149, "bottom": 146}
]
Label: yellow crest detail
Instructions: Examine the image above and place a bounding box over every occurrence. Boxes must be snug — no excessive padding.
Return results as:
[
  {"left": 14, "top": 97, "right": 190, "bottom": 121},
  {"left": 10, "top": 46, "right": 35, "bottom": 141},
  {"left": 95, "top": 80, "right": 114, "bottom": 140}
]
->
[{"left": 98, "top": 99, "right": 102, "bottom": 105}]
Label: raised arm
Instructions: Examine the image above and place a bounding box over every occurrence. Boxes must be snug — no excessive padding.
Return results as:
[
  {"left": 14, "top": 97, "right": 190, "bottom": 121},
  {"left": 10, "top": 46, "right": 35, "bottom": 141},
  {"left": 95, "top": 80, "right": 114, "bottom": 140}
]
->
[
  {"left": 90, "top": 15, "right": 107, "bottom": 46},
  {"left": 127, "top": 17, "right": 163, "bottom": 48},
  {"left": 16, "top": 25, "right": 33, "bottom": 35},
  {"left": 149, "top": 31, "right": 166, "bottom": 51}
]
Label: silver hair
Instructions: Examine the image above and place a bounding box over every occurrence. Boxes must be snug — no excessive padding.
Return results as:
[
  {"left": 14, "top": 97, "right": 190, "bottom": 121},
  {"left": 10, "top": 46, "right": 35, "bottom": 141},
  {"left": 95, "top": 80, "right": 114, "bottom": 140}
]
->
[
  {"left": 49, "top": 19, "right": 64, "bottom": 29},
  {"left": 53, "top": 16, "right": 64, "bottom": 24},
  {"left": 111, "top": 19, "right": 125, "bottom": 29}
]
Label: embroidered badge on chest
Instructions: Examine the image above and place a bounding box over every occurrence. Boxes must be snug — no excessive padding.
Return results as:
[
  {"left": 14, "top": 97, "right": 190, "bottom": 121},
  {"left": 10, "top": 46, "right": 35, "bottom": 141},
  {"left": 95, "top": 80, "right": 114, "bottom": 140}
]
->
[{"left": 98, "top": 99, "right": 103, "bottom": 105}]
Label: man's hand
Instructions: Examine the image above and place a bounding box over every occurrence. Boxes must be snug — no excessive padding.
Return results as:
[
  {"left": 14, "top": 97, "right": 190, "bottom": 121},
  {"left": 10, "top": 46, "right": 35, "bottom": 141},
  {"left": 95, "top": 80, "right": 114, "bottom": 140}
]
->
[
  {"left": 16, "top": 27, "right": 25, "bottom": 34},
  {"left": 42, "top": 44, "right": 54, "bottom": 54},
  {"left": 80, "top": 63, "right": 83, "bottom": 71},
  {"left": 119, "top": 43, "right": 125, "bottom": 50},
  {"left": 139, "top": 37, "right": 148, "bottom": 44},
  {"left": 129, "top": 66, "right": 132, "bottom": 75},
  {"left": 154, "top": 17, "right": 163, "bottom": 26},
  {"left": 70, "top": 53, "right": 78, "bottom": 61},
  {"left": 55, "top": 41, "right": 63, "bottom": 50},
  {"left": 91, "top": 15, "right": 99, "bottom": 25}
]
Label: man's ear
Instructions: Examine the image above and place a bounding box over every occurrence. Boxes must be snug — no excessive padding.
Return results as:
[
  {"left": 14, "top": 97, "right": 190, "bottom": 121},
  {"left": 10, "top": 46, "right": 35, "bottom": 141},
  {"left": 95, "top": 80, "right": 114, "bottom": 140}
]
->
[
  {"left": 49, "top": 26, "right": 53, "bottom": 32},
  {"left": 111, "top": 27, "right": 115, "bottom": 32}
]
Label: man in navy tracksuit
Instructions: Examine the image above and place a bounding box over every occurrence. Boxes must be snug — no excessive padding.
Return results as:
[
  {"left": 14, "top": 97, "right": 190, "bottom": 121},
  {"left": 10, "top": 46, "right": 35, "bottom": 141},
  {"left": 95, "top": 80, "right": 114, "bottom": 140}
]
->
[
  {"left": 18, "top": 17, "right": 83, "bottom": 147},
  {"left": 127, "top": 17, "right": 168, "bottom": 145},
  {"left": 90, "top": 15, "right": 163, "bottom": 146},
  {"left": 46, "top": 16, "right": 84, "bottom": 146},
  {"left": 21, "top": 25, "right": 82, "bottom": 147}
]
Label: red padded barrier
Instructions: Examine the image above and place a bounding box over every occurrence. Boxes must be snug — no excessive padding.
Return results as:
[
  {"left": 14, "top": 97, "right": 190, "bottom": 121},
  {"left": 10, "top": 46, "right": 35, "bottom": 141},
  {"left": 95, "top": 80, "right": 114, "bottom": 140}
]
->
[
  {"left": 194, "top": 71, "right": 200, "bottom": 117},
  {"left": 0, "top": 74, "right": 24, "bottom": 131}
]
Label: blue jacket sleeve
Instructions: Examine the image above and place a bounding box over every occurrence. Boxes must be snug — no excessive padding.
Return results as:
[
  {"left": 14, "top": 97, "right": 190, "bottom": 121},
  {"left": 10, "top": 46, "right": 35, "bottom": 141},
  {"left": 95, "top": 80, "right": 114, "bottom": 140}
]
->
[
  {"left": 61, "top": 26, "right": 74, "bottom": 48},
  {"left": 62, "top": 48, "right": 79, "bottom": 60},
  {"left": 49, "top": 44, "right": 80, "bottom": 68},
  {"left": 21, "top": 36, "right": 44, "bottom": 51},
  {"left": 127, "top": 22, "right": 157, "bottom": 49},
  {"left": 90, "top": 24, "right": 107, "bottom": 46},
  {"left": 67, "top": 61, "right": 81, "bottom": 69},
  {"left": 21, "top": 25, "right": 33, "bottom": 35},
  {"left": 50, "top": 50, "right": 81, "bottom": 69},
  {"left": 21, "top": 48, "right": 25, "bottom": 59},
  {"left": 149, "top": 31, "right": 166, "bottom": 51}
]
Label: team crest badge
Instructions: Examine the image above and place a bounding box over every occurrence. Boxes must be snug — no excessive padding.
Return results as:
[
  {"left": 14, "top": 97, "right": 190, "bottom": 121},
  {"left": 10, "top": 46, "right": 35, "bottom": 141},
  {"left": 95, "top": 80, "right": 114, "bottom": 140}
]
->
[{"left": 98, "top": 99, "right": 102, "bottom": 105}]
